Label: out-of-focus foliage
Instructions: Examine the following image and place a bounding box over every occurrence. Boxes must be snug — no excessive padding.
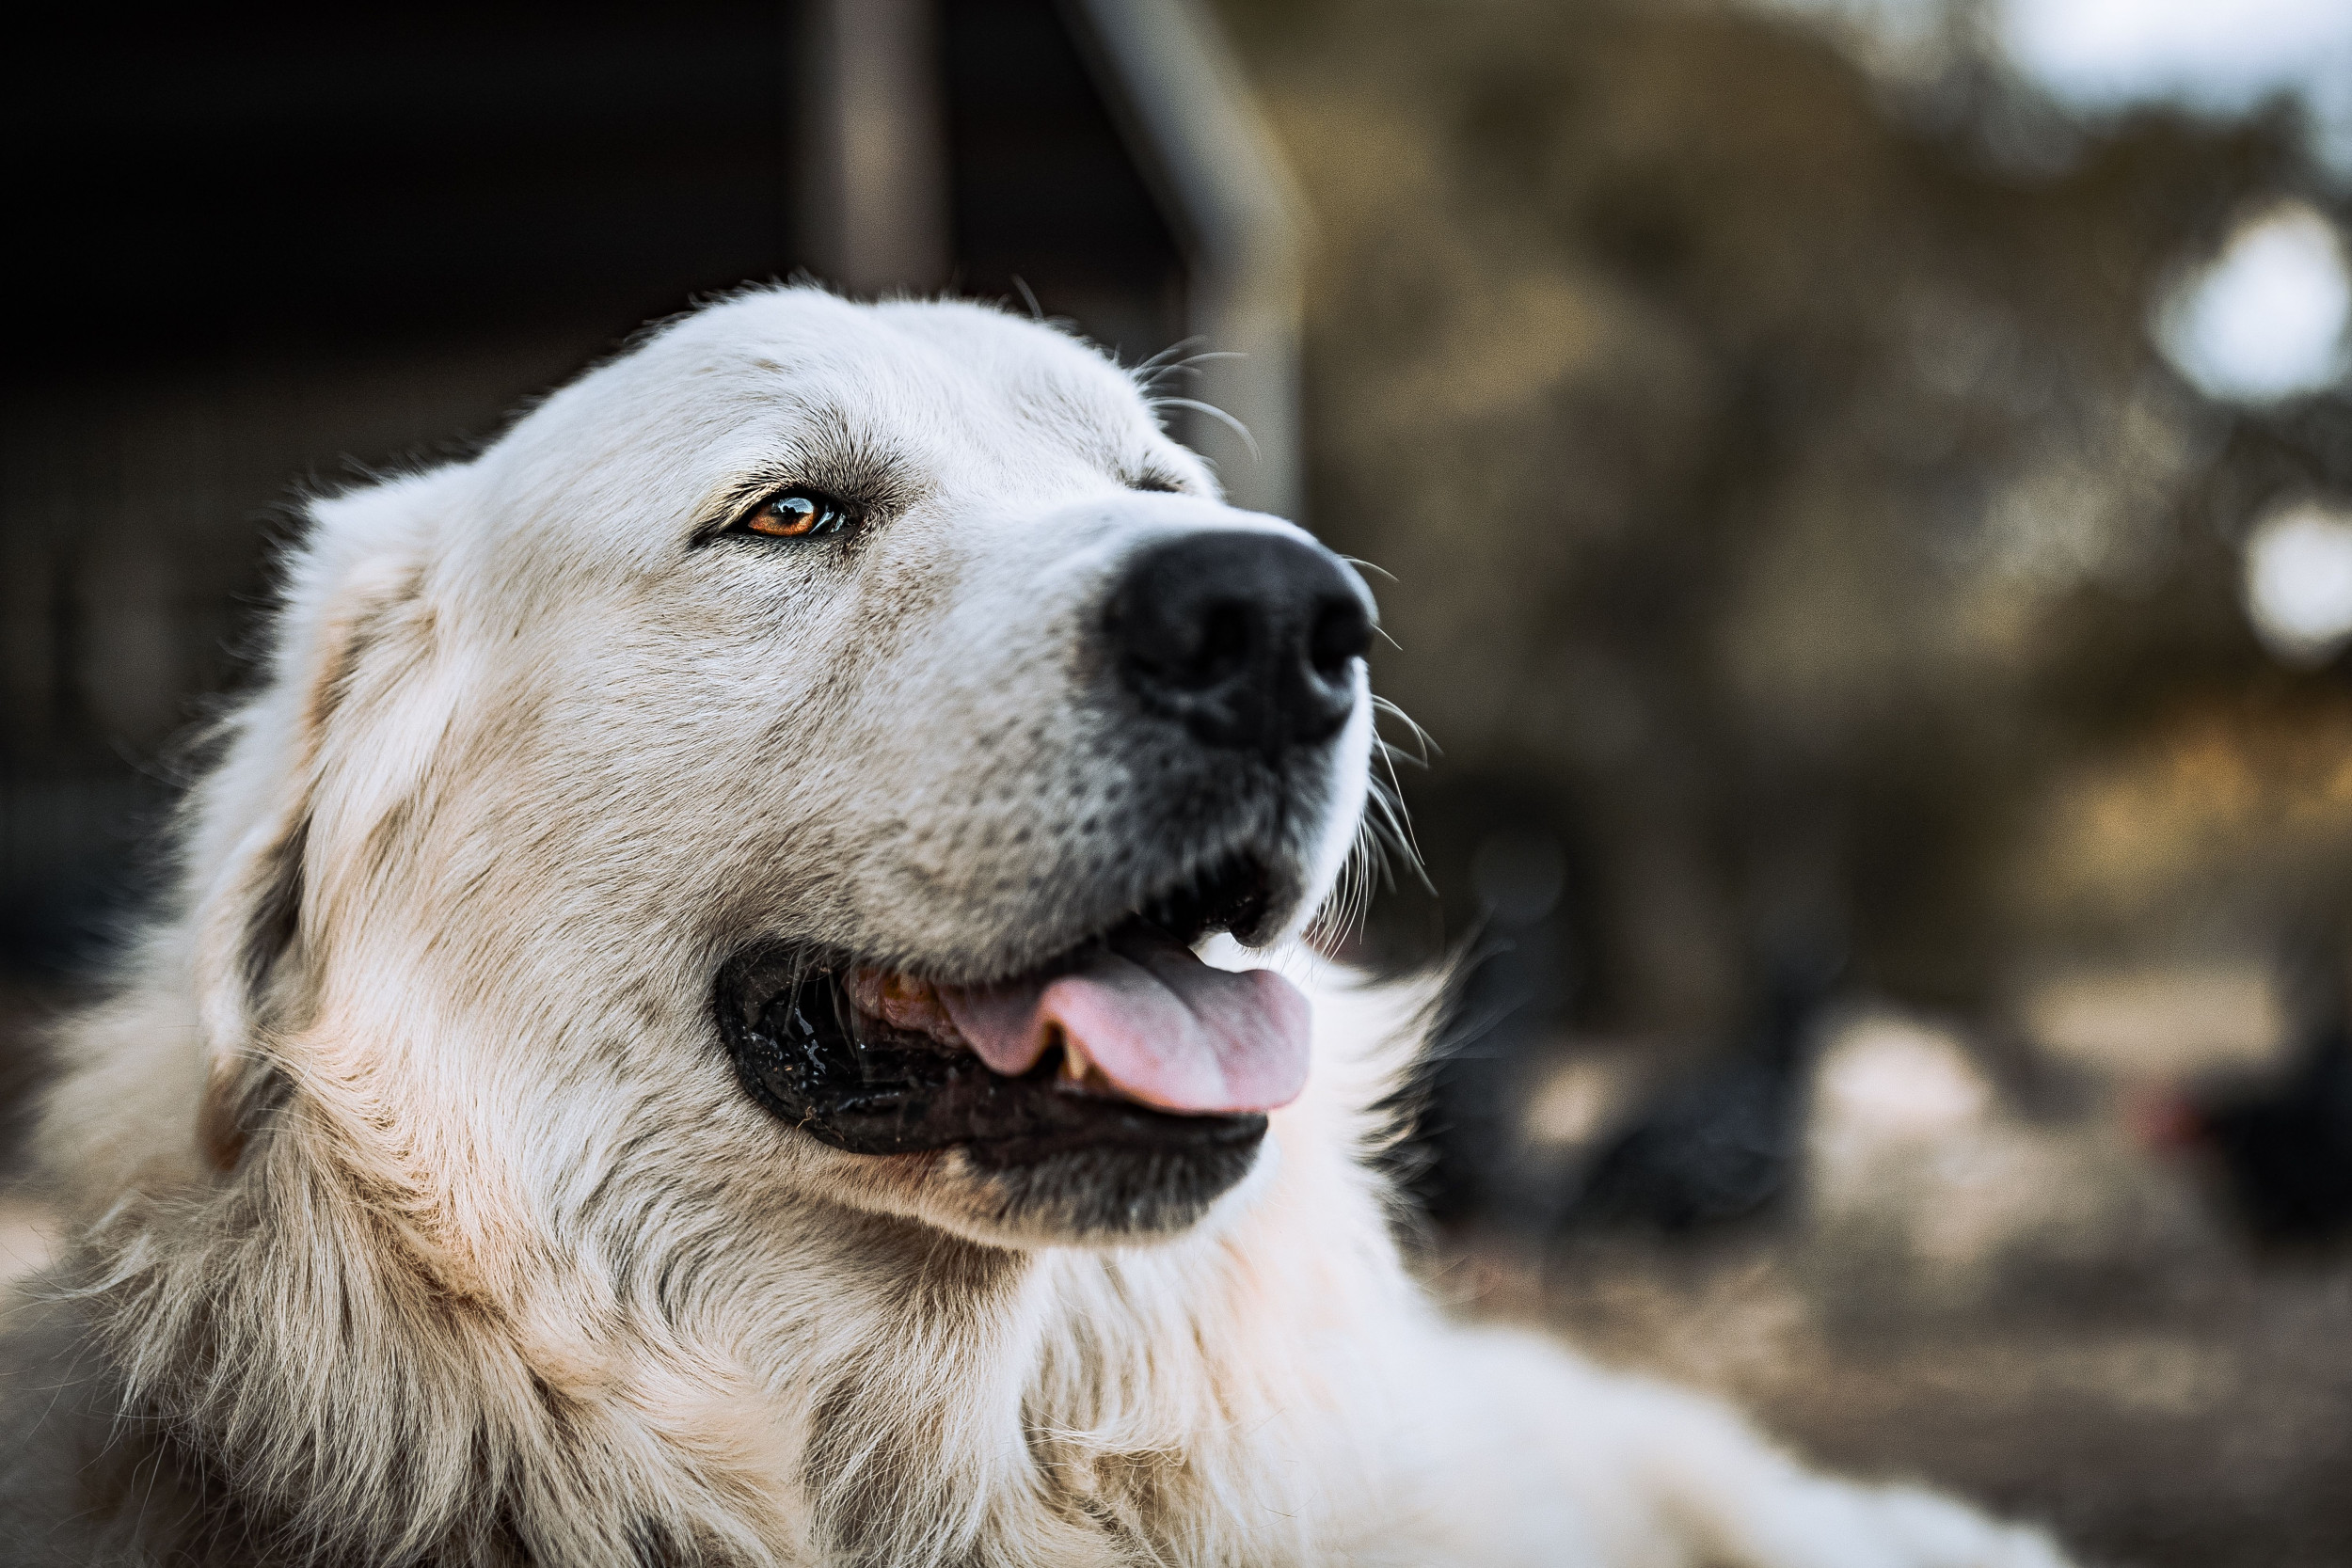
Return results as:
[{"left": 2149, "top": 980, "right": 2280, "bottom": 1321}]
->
[{"left": 1218, "top": 0, "right": 2352, "bottom": 1041}]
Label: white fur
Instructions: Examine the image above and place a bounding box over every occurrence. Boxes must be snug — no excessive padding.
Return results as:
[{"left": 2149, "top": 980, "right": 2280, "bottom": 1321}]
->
[{"left": 2, "top": 287, "right": 2073, "bottom": 1567}]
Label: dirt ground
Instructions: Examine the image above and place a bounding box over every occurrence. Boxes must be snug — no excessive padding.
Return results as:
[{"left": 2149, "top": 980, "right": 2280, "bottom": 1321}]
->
[{"left": 1430, "top": 1227, "right": 2351, "bottom": 1568}]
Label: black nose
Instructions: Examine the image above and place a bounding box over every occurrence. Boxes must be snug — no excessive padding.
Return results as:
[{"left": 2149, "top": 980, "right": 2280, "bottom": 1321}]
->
[{"left": 1107, "top": 529, "right": 1375, "bottom": 759}]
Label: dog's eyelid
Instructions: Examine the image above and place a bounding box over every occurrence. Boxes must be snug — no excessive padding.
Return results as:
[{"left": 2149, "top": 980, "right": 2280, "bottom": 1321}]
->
[{"left": 708, "top": 483, "right": 868, "bottom": 546}]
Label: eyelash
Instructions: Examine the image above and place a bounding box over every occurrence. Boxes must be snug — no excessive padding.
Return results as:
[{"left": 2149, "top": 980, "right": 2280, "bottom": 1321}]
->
[
  {"left": 727, "top": 487, "right": 863, "bottom": 543},
  {"left": 718, "top": 470, "right": 1173, "bottom": 546}
]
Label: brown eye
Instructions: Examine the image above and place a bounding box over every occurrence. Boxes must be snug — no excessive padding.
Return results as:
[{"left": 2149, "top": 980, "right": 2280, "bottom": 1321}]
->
[{"left": 739, "top": 488, "right": 857, "bottom": 540}]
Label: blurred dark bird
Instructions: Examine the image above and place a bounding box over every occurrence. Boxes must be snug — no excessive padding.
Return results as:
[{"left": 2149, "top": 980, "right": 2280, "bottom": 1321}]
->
[
  {"left": 1553, "top": 958, "right": 1834, "bottom": 1235},
  {"left": 2153, "top": 1006, "right": 2352, "bottom": 1245}
]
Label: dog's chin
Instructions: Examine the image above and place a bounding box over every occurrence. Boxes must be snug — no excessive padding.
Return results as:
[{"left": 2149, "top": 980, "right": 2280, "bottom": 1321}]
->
[
  {"left": 714, "top": 853, "right": 1295, "bottom": 1243},
  {"left": 859, "top": 1132, "right": 1278, "bottom": 1248}
]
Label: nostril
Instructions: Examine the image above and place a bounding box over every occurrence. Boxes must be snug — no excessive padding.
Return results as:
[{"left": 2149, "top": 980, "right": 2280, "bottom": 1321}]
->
[
  {"left": 1308, "top": 596, "right": 1372, "bottom": 678},
  {"left": 1196, "top": 601, "right": 1258, "bottom": 687},
  {"left": 1125, "top": 598, "right": 1260, "bottom": 692}
]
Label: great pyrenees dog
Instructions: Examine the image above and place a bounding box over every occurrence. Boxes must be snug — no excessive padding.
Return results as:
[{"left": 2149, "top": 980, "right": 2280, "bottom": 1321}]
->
[{"left": 0, "top": 288, "right": 2074, "bottom": 1567}]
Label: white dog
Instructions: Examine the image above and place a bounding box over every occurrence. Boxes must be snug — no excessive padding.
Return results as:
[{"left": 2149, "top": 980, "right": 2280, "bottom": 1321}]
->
[{"left": 0, "top": 288, "right": 2075, "bottom": 1567}]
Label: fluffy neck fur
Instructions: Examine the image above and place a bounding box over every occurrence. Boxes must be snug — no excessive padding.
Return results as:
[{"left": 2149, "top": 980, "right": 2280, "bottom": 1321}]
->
[{"left": 51, "top": 960, "right": 1435, "bottom": 1568}]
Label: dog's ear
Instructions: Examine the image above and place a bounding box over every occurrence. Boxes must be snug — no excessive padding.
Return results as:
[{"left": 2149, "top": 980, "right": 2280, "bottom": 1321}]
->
[{"left": 189, "top": 470, "right": 459, "bottom": 1170}]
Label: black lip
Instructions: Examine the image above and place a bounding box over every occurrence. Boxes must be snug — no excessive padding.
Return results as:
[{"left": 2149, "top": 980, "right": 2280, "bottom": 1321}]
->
[
  {"left": 1136, "top": 850, "right": 1276, "bottom": 952},
  {"left": 713, "top": 942, "right": 1270, "bottom": 1163}
]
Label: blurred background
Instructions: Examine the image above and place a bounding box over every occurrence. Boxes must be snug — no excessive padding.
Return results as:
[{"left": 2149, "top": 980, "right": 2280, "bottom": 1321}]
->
[{"left": 5, "top": 2, "right": 2349, "bottom": 1562}]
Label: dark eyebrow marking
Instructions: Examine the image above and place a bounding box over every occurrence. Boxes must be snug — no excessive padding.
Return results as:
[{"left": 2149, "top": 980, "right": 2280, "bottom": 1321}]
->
[{"left": 692, "top": 405, "right": 927, "bottom": 541}]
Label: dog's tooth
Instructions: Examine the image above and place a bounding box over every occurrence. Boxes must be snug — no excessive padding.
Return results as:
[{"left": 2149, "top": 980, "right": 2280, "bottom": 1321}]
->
[
  {"left": 882, "top": 972, "right": 936, "bottom": 1010},
  {"left": 1053, "top": 1030, "right": 1122, "bottom": 1095},
  {"left": 850, "top": 967, "right": 962, "bottom": 1046}
]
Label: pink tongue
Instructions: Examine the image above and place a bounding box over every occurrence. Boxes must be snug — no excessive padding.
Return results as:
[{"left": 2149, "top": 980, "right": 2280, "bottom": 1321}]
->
[{"left": 936, "top": 927, "right": 1311, "bottom": 1114}]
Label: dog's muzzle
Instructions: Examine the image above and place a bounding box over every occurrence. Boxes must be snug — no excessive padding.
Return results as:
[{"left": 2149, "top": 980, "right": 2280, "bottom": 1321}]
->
[{"left": 712, "top": 519, "right": 1375, "bottom": 1230}]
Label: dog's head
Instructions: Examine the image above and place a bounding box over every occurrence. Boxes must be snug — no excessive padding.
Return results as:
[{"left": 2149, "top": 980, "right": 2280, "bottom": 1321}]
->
[{"left": 195, "top": 289, "right": 1376, "bottom": 1250}]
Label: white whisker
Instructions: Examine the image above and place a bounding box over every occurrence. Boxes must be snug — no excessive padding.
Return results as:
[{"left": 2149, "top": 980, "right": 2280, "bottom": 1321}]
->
[{"left": 1152, "top": 396, "right": 1261, "bottom": 463}]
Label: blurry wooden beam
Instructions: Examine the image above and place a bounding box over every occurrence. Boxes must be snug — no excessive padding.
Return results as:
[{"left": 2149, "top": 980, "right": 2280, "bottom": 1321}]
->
[
  {"left": 1067, "top": 0, "right": 1305, "bottom": 520},
  {"left": 802, "top": 0, "right": 951, "bottom": 295}
]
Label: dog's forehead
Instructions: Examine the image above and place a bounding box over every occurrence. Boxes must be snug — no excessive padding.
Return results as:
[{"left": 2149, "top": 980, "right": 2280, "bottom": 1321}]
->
[
  {"left": 455, "top": 288, "right": 1210, "bottom": 585},
  {"left": 644, "top": 290, "right": 1173, "bottom": 479}
]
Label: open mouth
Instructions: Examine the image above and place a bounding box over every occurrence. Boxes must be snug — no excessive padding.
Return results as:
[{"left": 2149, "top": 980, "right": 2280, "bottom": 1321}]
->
[{"left": 713, "top": 854, "right": 1308, "bottom": 1165}]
